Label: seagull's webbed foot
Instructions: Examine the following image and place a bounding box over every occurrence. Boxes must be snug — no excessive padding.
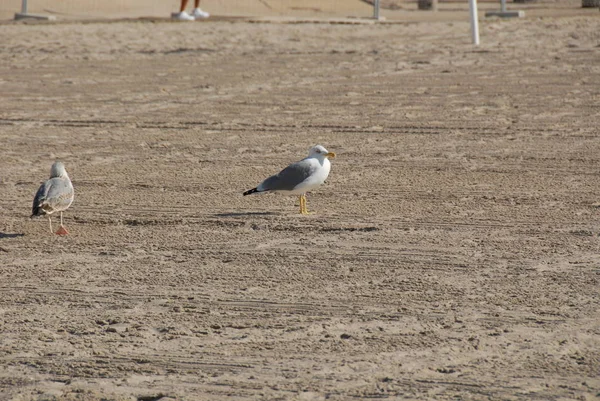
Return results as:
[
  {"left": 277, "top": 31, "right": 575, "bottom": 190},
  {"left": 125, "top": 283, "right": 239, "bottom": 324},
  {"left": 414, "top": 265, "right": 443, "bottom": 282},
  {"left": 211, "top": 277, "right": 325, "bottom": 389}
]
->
[{"left": 55, "top": 226, "right": 69, "bottom": 235}]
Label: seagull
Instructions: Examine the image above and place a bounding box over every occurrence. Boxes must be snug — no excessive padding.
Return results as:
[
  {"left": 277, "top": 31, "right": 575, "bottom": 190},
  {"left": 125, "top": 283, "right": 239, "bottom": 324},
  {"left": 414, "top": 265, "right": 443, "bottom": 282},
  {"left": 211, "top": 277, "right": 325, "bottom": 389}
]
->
[
  {"left": 31, "top": 161, "right": 75, "bottom": 235},
  {"left": 243, "top": 145, "right": 336, "bottom": 214}
]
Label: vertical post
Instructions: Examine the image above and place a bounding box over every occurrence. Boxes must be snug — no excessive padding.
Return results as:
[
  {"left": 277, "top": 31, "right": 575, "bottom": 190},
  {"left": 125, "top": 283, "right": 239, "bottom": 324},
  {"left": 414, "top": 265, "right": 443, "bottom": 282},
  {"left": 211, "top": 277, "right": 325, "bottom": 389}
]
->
[
  {"left": 501, "top": 0, "right": 507, "bottom": 13},
  {"left": 373, "top": 0, "right": 380, "bottom": 20},
  {"left": 469, "top": 0, "right": 480, "bottom": 45},
  {"left": 15, "top": 0, "right": 55, "bottom": 20}
]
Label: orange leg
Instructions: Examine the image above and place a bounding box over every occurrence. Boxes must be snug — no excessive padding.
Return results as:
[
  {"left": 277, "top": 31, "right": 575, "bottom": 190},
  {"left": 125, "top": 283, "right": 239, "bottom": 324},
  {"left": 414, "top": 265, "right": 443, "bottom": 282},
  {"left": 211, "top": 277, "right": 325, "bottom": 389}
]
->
[{"left": 55, "top": 212, "right": 69, "bottom": 235}]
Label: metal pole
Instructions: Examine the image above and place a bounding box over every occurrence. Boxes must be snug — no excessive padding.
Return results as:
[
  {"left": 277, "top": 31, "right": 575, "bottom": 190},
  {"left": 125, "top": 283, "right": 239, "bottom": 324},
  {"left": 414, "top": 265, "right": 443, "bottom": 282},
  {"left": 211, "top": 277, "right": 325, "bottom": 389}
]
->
[
  {"left": 501, "top": 0, "right": 507, "bottom": 13},
  {"left": 15, "top": 0, "right": 55, "bottom": 20},
  {"left": 468, "top": 0, "right": 480, "bottom": 45},
  {"left": 374, "top": 0, "right": 380, "bottom": 20}
]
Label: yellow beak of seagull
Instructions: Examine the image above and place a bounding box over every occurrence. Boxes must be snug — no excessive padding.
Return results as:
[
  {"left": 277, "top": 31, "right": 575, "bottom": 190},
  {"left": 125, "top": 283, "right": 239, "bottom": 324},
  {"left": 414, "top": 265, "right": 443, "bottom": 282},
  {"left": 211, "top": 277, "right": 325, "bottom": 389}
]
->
[{"left": 325, "top": 152, "right": 336, "bottom": 159}]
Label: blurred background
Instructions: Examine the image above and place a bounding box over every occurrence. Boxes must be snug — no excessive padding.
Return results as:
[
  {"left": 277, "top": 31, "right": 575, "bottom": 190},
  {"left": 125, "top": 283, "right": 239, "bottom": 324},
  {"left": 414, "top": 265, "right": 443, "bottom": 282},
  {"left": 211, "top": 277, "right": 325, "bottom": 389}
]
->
[{"left": 1, "top": 0, "right": 594, "bottom": 21}]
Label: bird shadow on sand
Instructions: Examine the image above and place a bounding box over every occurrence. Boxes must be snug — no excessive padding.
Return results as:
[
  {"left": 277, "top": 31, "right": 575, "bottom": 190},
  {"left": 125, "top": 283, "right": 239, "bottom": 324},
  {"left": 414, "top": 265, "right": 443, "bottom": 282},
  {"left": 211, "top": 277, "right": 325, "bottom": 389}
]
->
[
  {"left": 0, "top": 232, "right": 25, "bottom": 239},
  {"left": 213, "top": 212, "right": 278, "bottom": 218}
]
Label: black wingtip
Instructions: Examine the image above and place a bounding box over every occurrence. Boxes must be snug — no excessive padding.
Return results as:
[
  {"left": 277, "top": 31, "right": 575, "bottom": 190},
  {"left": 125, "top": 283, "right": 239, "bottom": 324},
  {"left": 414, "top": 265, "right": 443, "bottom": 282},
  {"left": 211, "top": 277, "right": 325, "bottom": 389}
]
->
[
  {"left": 31, "top": 207, "right": 43, "bottom": 218},
  {"left": 243, "top": 188, "right": 259, "bottom": 196}
]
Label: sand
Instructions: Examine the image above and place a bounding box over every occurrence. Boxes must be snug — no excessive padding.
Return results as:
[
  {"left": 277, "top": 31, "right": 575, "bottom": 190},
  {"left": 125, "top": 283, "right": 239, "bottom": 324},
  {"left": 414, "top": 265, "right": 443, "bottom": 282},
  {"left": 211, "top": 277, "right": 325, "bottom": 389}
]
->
[{"left": 0, "top": 3, "right": 599, "bottom": 400}]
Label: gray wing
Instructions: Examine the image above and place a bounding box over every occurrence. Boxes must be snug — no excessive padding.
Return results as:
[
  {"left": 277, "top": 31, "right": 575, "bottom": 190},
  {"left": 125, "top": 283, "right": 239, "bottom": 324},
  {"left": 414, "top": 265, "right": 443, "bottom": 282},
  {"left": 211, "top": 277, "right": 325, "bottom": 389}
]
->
[
  {"left": 32, "top": 177, "right": 73, "bottom": 216},
  {"left": 32, "top": 180, "right": 51, "bottom": 216},
  {"left": 259, "top": 160, "right": 317, "bottom": 192}
]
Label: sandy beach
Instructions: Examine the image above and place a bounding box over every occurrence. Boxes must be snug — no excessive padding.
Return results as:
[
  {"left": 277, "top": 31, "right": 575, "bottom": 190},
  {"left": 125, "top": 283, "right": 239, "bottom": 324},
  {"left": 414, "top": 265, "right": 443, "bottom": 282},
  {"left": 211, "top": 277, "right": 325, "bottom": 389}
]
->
[{"left": 0, "top": 1, "right": 599, "bottom": 399}]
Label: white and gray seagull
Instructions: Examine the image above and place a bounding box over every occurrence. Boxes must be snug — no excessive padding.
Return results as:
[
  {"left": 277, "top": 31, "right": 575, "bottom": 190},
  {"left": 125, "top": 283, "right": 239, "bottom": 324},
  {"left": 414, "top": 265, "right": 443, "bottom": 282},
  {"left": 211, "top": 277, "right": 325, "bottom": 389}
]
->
[
  {"left": 243, "top": 145, "right": 336, "bottom": 214},
  {"left": 31, "top": 161, "right": 75, "bottom": 235}
]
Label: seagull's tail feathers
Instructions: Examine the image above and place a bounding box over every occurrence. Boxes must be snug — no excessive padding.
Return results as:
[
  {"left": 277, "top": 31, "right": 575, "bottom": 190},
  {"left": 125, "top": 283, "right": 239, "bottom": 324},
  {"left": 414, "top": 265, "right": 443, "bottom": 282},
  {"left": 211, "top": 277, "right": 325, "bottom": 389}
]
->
[
  {"left": 243, "top": 188, "right": 260, "bottom": 196},
  {"left": 31, "top": 202, "right": 46, "bottom": 218}
]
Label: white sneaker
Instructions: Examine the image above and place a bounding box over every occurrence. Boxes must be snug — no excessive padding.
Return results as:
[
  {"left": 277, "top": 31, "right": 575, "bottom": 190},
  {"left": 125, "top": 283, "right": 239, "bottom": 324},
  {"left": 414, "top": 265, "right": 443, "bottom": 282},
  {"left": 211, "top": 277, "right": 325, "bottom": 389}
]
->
[
  {"left": 192, "top": 8, "right": 210, "bottom": 19},
  {"left": 172, "top": 11, "right": 195, "bottom": 21}
]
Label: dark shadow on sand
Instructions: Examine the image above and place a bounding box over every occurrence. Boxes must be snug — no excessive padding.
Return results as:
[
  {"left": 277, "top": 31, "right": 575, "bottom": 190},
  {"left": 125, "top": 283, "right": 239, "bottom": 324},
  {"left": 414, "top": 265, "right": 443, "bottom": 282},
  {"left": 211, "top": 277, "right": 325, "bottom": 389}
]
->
[
  {"left": 0, "top": 232, "right": 25, "bottom": 239},
  {"left": 213, "top": 212, "right": 278, "bottom": 218}
]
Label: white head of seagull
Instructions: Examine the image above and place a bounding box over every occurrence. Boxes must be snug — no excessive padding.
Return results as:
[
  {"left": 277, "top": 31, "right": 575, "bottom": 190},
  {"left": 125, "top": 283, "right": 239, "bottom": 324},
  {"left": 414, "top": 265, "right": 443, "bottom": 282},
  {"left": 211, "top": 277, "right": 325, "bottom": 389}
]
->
[
  {"left": 308, "top": 145, "right": 336, "bottom": 162},
  {"left": 50, "top": 161, "right": 69, "bottom": 179}
]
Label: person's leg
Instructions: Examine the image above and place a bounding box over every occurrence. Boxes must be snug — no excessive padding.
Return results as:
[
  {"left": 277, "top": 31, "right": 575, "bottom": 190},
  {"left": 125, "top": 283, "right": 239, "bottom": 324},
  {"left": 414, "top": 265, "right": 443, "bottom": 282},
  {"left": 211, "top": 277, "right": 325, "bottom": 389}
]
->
[
  {"left": 174, "top": 0, "right": 194, "bottom": 20},
  {"left": 192, "top": 0, "right": 209, "bottom": 18},
  {"left": 180, "top": 0, "right": 189, "bottom": 12}
]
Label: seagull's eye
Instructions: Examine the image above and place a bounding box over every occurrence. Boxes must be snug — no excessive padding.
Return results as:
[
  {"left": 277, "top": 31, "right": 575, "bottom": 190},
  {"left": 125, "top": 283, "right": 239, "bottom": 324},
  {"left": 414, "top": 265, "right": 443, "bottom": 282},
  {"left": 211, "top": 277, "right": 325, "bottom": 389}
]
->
[{"left": 316, "top": 149, "right": 321, "bottom": 153}]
